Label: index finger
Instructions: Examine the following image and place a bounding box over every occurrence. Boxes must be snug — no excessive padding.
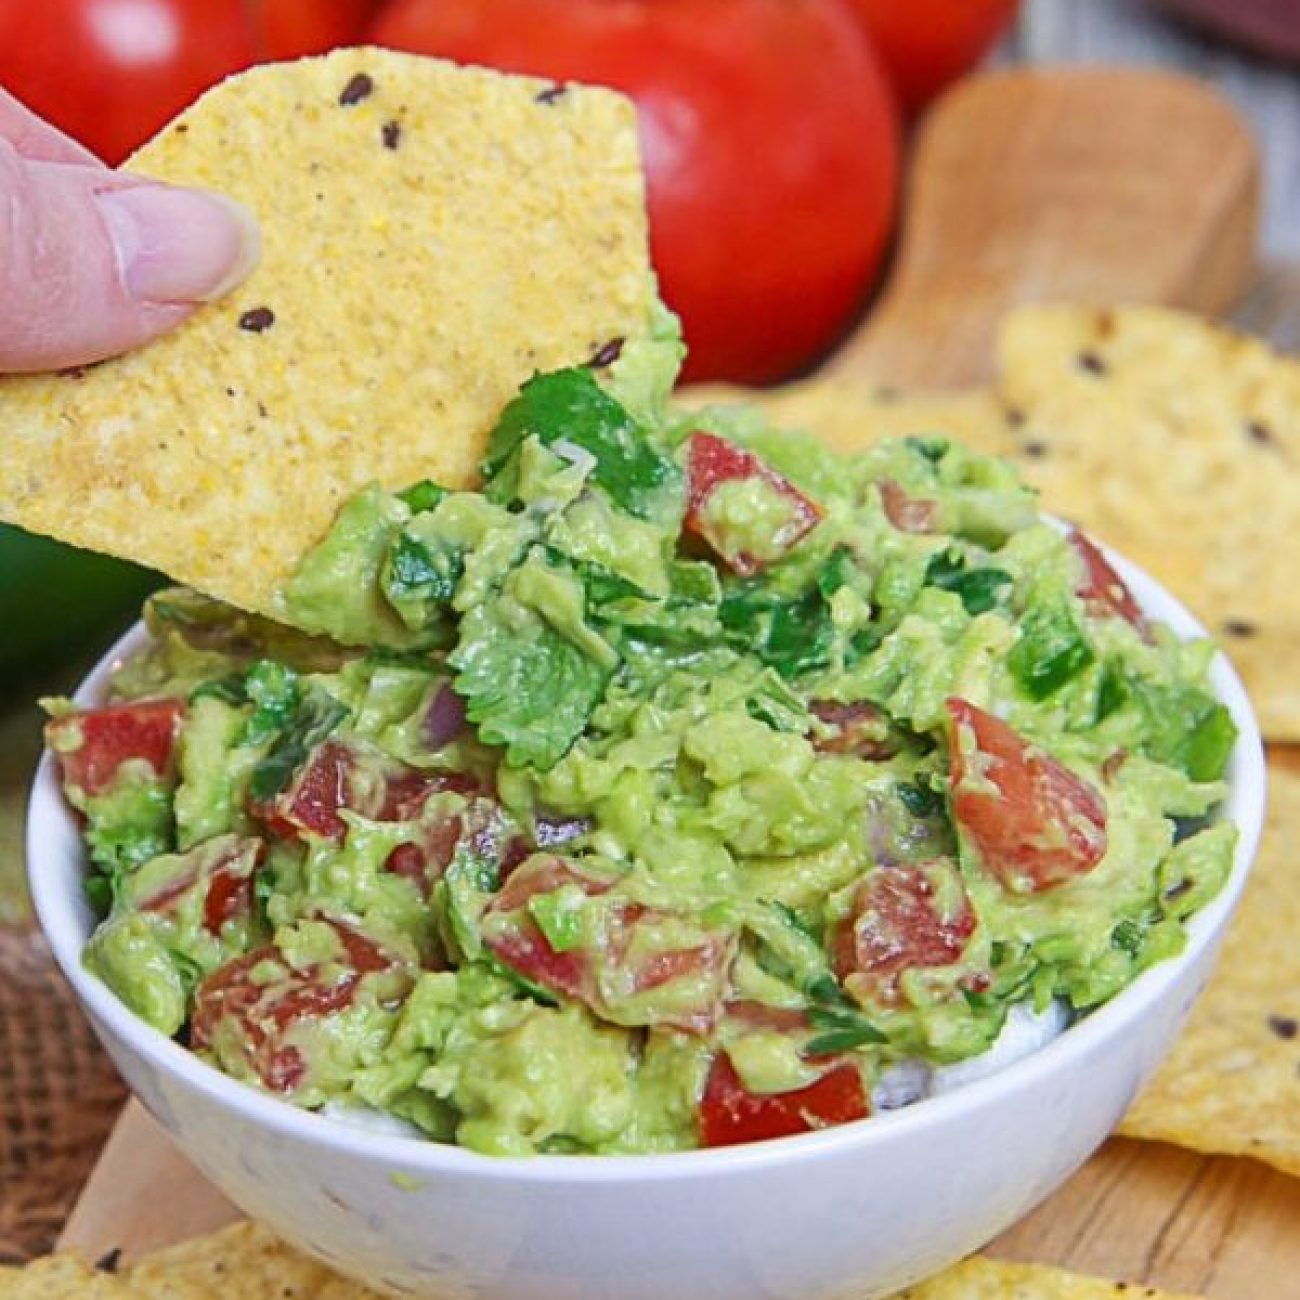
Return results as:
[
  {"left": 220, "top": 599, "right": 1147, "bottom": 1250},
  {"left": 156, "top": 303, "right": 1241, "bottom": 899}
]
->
[{"left": 0, "top": 87, "right": 102, "bottom": 166}]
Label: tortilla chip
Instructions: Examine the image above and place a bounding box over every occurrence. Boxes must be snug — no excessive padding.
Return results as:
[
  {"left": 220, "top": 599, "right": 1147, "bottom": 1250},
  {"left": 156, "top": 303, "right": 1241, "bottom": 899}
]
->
[
  {"left": 0, "top": 1225, "right": 1205, "bottom": 1299},
  {"left": 1119, "top": 755, "right": 1300, "bottom": 1176},
  {"left": 896, "top": 1256, "right": 1201, "bottom": 1298},
  {"left": 125, "top": 1221, "right": 341, "bottom": 1297},
  {"left": 992, "top": 305, "right": 1300, "bottom": 739},
  {"left": 675, "top": 376, "right": 1015, "bottom": 461},
  {"left": 0, "top": 48, "right": 651, "bottom": 620},
  {"left": 0, "top": 1254, "right": 140, "bottom": 1297}
]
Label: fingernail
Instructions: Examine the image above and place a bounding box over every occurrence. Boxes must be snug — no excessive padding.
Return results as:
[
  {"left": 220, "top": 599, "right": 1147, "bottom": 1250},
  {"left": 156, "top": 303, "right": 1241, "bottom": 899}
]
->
[{"left": 96, "top": 183, "right": 261, "bottom": 306}]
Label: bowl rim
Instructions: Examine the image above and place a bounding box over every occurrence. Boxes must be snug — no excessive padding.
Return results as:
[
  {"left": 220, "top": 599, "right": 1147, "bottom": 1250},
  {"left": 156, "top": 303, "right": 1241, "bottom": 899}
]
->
[{"left": 27, "top": 542, "right": 1266, "bottom": 1185}]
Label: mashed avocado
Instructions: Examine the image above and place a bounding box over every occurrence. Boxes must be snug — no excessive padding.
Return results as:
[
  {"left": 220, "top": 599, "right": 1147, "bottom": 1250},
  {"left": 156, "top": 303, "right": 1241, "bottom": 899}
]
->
[{"left": 48, "top": 318, "right": 1238, "bottom": 1154}]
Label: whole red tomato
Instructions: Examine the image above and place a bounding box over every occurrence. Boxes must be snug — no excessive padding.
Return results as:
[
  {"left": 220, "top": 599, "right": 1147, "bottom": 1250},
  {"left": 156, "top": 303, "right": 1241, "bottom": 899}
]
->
[
  {"left": 841, "top": 0, "right": 1019, "bottom": 115},
  {"left": 0, "top": 0, "right": 380, "bottom": 164},
  {"left": 369, "top": 0, "right": 899, "bottom": 385},
  {"left": 260, "top": 0, "right": 385, "bottom": 59}
]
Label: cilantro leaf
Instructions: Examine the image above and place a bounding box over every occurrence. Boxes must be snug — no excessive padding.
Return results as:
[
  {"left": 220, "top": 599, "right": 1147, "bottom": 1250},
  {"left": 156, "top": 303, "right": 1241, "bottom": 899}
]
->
[
  {"left": 592, "top": 560, "right": 722, "bottom": 649},
  {"left": 1008, "top": 603, "right": 1095, "bottom": 699},
  {"left": 805, "top": 1001, "right": 887, "bottom": 1054},
  {"left": 398, "top": 479, "right": 449, "bottom": 513},
  {"left": 451, "top": 603, "right": 612, "bottom": 771},
  {"left": 189, "top": 675, "right": 247, "bottom": 707},
  {"left": 1132, "top": 680, "right": 1238, "bottom": 782},
  {"left": 482, "top": 368, "right": 680, "bottom": 519},
  {"left": 248, "top": 688, "right": 348, "bottom": 803},
  {"left": 240, "top": 660, "right": 300, "bottom": 747},
  {"left": 897, "top": 776, "right": 945, "bottom": 819},
  {"left": 381, "top": 531, "right": 463, "bottom": 631},
  {"left": 924, "top": 549, "right": 1012, "bottom": 616},
  {"left": 719, "top": 582, "right": 834, "bottom": 680}
]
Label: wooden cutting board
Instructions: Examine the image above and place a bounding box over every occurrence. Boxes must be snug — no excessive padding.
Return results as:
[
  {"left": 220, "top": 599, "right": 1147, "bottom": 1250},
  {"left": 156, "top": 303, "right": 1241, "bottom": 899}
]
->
[{"left": 57, "top": 68, "right": 1296, "bottom": 1297}]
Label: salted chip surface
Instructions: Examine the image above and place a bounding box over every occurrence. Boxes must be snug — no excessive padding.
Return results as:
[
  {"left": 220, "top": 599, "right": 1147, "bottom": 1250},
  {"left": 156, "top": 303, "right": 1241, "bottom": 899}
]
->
[
  {"left": 0, "top": 47, "right": 652, "bottom": 619},
  {"left": 992, "top": 304, "right": 1300, "bottom": 739},
  {"left": 0, "top": 1223, "right": 1205, "bottom": 1298},
  {"left": 896, "top": 1256, "right": 1201, "bottom": 1298},
  {"left": 0, "top": 1254, "right": 141, "bottom": 1298},
  {"left": 1119, "top": 757, "right": 1300, "bottom": 1177},
  {"left": 125, "top": 1221, "right": 340, "bottom": 1297}
]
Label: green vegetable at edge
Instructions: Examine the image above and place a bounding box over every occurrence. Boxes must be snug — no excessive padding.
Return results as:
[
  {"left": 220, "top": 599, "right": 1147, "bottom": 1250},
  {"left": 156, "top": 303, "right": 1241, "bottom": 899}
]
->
[{"left": 0, "top": 525, "right": 159, "bottom": 688}]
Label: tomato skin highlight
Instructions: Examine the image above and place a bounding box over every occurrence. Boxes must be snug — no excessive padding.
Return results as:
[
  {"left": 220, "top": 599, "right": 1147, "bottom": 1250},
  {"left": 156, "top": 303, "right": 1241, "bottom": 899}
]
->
[
  {"left": 1068, "top": 527, "right": 1152, "bottom": 641},
  {"left": 47, "top": 698, "right": 184, "bottom": 798},
  {"left": 946, "top": 697, "right": 1108, "bottom": 893},
  {"left": 191, "top": 918, "right": 402, "bottom": 1093},
  {"left": 368, "top": 0, "right": 899, "bottom": 384},
  {"left": 0, "top": 0, "right": 377, "bottom": 164},
  {"left": 257, "top": 0, "right": 382, "bottom": 59},
  {"left": 829, "top": 861, "right": 975, "bottom": 1002},
  {"left": 699, "top": 1053, "right": 869, "bottom": 1148},
  {"left": 137, "top": 837, "right": 262, "bottom": 935},
  {"left": 0, "top": 1, "right": 256, "bottom": 163},
  {"left": 840, "top": 0, "right": 1020, "bottom": 116}
]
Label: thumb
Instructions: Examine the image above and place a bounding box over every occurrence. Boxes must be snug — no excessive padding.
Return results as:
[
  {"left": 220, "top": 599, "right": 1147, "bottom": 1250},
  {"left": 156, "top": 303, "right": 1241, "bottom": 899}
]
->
[{"left": 0, "top": 139, "right": 260, "bottom": 374}]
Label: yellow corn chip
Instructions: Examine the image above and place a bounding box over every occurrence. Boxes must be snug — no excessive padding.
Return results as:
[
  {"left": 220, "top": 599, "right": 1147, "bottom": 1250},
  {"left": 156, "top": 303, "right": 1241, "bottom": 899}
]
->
[
  {"left": 124, "top": 1221, "right": 340, "bottom": 1298},
  {"left": 0, "top": 1254, "right": 141, "bottom": 1298},
  {"left": 992, "top": 305, "right": 1300, "bottom": 739},
  {"left": 895, "top": 1255, "right": 1201, "bottom": 1298},
  {"left": 1119, "top": 755, "right": 1300, "bottom": 1176},
  {"left": 675, "top": 376, "right": 1015, "bottom": 461},
  {"left": 0, "top": 48, "right": 651, "bottom": 620},
  {"left": 0, "top": 1223, "right": 1207, "bottom": 1299}
]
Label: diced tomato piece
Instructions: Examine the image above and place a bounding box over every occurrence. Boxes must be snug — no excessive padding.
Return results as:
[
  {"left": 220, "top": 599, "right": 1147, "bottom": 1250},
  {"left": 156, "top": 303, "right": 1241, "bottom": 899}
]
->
[
  {"left": 723, "top": 1001, "right": 811, "bottom": 1034},
  {"left": 490, "top": 855, "right": 608, "bottom": 914},
  {"left": 383, "top": 842, "right": 429, "bottom": 885},
  {"left": 254, "top": 737, "right": 484, "bottom": 844},
  {"left": 137, "top": 836, "right": 262, "bottom": 936},
  {"left": 1067, "top": 527, "right": 1151, "bottom": 640},
  {"left": 683, "top": 430, "right": 822, "bottom": 575},
  {"left": 191, "top": 918, "right": 401, "bottom": 1094},
  {"left": 482, "top": 857, "right": 611, "bottom": 999},
  {"left": 328, "top": 917, "right": 394, "bottom": 975},
  {"left": 809, "top": 700, "right": 898, "bottom": 759},
  {"left": 380, "top": 796, "right": 506, "bottom": 895},
  {"left": 829, "top": 861, "right": 975, "bottom": 1003},
  {"left": 377, "top": 767, "right": 483, "bottom": 821},
  {"left": 699, "top": 1053, "right": 868, "bottom": 1148},
  {"left": 253, "top": 739, "right": 354, "bottom": 841},
  {"left": 879, "top": 479, "right": 937, "bottom": 533},
  {"left": 47, "top": 698, "right": 183, "bottom": 798},
  {"left": 946, "top": 698, "right": 1108, "bottom": 892},
  {"left": 484, "top": 859, "right": 733, "bottom": 1032},
  {"left": 204, "top": 860, "right": 256, "bottom": 935},
  {"left": 607, "top": 900, "right": 732, "bottom": 1023}
]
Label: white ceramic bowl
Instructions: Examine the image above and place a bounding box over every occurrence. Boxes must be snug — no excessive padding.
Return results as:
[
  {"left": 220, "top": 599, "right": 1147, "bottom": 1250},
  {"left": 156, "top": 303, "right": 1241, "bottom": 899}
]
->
[{"left": 28, "top": 549, "right": 1264, "bottom": 1300}]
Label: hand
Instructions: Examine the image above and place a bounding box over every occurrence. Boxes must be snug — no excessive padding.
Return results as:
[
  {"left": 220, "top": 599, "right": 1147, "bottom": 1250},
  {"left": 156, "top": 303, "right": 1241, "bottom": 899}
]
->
[{"left": 0, "top": 90, "right": 260, "bottom": 374}]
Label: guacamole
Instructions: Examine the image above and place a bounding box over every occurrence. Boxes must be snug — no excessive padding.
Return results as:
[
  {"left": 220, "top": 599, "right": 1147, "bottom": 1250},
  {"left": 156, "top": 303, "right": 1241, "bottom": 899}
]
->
[{"left": 47, "top": 324, "right": 1238, "bottom": 1154}]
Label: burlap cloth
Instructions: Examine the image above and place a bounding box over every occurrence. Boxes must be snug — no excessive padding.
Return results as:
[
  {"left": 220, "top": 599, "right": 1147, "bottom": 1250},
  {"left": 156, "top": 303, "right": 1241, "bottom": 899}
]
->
[{"left": 0, "top": 923, "right": 126, "bottom": 1263}]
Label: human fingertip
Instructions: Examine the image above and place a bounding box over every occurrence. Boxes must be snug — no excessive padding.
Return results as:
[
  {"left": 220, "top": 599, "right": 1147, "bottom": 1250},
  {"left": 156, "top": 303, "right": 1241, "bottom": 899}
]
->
[{"left": 95, "top": 183, "right": 261, "bottom": 307}]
